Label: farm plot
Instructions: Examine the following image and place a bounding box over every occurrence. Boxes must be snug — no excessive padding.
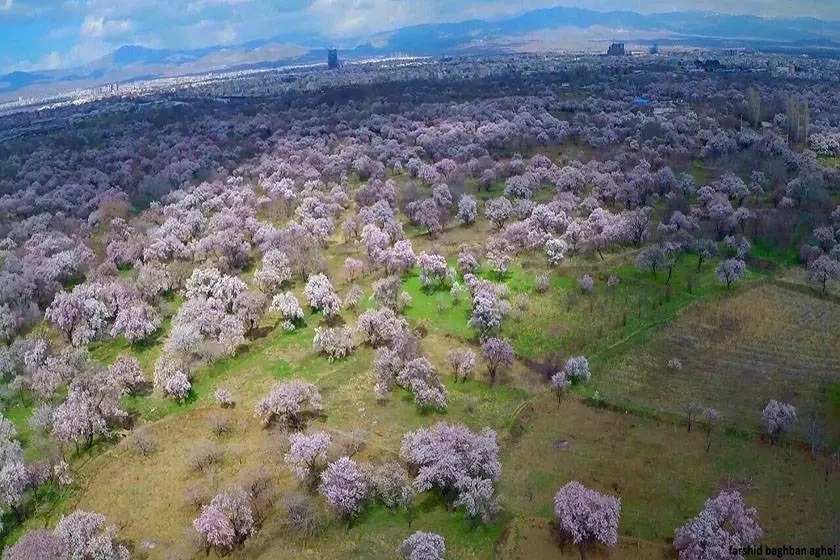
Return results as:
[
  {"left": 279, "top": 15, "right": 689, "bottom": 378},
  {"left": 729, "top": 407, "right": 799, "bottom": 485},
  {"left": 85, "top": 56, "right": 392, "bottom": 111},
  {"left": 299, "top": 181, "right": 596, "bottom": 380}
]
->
[
  {"left": 501, "top": 393, "right": 840, "bottom": 547},
  {"left": 595, "top": 283, "right": 840, "bottom": 437}
]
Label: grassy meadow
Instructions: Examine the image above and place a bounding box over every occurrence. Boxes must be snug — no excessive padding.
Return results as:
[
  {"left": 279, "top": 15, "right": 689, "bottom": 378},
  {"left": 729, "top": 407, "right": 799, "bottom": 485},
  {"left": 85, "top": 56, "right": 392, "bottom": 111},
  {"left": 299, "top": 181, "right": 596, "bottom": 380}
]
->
[{"left": 5, "top": 176, "right": 839, "bottom": 559}]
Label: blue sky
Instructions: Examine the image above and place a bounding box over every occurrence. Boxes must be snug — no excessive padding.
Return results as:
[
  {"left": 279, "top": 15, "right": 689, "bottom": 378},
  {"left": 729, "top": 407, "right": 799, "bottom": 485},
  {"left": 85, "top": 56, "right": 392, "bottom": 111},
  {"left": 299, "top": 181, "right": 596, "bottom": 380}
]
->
[{"left": 1, "top": 0, "right": 838, "bottom": 73}]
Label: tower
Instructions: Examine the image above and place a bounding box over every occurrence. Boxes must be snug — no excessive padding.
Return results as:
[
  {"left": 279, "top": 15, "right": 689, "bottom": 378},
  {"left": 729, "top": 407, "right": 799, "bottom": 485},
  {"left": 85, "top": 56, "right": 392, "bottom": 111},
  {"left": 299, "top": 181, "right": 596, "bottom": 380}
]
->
[{"left": 327, "top": 49, "right": 339, "bottom": 69}]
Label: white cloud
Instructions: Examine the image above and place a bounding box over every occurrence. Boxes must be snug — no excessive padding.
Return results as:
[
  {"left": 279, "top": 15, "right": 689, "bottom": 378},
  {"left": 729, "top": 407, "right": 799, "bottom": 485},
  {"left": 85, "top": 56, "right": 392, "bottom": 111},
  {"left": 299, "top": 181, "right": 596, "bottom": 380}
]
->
[
  {"left": 187, "top": 0, "right": 255, "bottom": 11},
  {"left": 216, "top": 23, "right": 236, "bottom": 44},
  {"left": 40, "top": 50, "right": 62, "bottom": 69},
  {"left": 81, "top": 15, "right": 104, "bottom": 36},
  {"left": 81, "top": 15, "right": 134, "bottom": 38},
  {"left": 0, "top": 0, "right": 13, "bottom": 12},
  {"left": 180, "top": 19, "right": 241, "bottom": 48}
]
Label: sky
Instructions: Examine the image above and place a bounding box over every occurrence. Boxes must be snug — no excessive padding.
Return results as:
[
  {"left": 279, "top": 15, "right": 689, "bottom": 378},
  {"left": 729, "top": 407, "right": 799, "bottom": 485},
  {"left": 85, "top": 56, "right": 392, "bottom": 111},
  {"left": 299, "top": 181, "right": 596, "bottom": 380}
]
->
[{"left": 1, "top": 0, "right": 838, "bottom": 73}]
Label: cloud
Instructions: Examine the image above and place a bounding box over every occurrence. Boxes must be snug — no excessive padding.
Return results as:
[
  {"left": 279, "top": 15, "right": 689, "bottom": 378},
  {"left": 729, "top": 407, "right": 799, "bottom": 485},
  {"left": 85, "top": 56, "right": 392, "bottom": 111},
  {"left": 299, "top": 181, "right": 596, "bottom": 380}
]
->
[
  {"left": 0, "top": 0, "right": 12, "bottom": 12},
  {"left": 216, "top": 23, "right": 236, "bottom": 44},
  {"left": 40, "top": 50, "right": 62, "bottom": 69},
  {"left": 304, "top": 0, "right": 571, "bottom": 38},
  {"left": 80, "top": 16, "right": 134, "bottom": 39}
]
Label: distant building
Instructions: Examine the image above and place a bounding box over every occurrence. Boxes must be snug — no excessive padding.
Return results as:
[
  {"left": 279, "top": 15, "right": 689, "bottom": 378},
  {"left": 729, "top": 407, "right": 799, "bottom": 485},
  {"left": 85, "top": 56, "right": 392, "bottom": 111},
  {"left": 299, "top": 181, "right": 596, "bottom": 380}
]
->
[
  {"left": 774, "top": 64, "right": 795, "bottom": 77},
  {"left": 607, "top": 43, "right": 626, "bottom": 56},
  {"left": 649, "top": 44, "right": 659, "bottom": 55},
  {"left": 327, "top": 49, "right": 340, "bottom": 69}
]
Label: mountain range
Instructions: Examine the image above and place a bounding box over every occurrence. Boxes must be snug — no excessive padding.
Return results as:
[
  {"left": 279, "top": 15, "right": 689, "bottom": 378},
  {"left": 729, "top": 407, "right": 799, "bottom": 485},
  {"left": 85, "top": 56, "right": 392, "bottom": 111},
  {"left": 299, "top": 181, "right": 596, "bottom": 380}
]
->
[{"left": 3, "top": 5, "right": 840, "bottom": 101}]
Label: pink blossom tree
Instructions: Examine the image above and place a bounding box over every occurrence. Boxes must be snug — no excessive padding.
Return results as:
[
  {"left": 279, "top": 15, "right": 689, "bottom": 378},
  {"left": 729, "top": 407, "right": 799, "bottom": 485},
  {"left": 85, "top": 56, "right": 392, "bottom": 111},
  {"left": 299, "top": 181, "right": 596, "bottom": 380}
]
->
[
  {"left": 357, "top": 307, "right": 408, "bottom": 348},
  {"left": 397, "top": 357, "right": 448, "bottom": 411},
  {"left": 110, "top": 300, "right": 160, "bottom": 345},
  {"left": 108, "top": 356, "right": 146, "bottom": 394},
  {"left": 563, "top": 356, "right": 591, "bottom": 383},
  {"left": 485, "top": 197, "right": 513, "bottom": 229},
  {"left": 386, "top": 240, "right": 417, "bottom": 276},
  {"left": 313, "top": 326, "right": 354, "bottom": 362},
  {"left": 254, "top": 249, "right": 292, "bottom": 294},
  {"left": 54, "top": 510, "right": 130, "bottom": 560},
  {"left": 152, "top": 354, "right": 191, "bottom": 402},
  {"left": 319, "top": 456, "right": 370, "bottom": 529},
  {"left": 457, "top": 195, "right": 478, "bottom": 225},
  {"left": 2, "top": 529, "right": 63, "bottom": 560},
  {"left": 255, "top": 381, "right": 323, "bottom": 429},
  {"left": 673, "top": 490, "right": 762, "bottom": 560},
  {"left": 372, "top": 462, "right": 415, "bottom": 515},
  {"left": 417, "top": 252, "right": 454, "bottom": 291},
  {"left": 481, "top": 338, "right": 514, "bottom": 387},
  {"left": 761, "top": 400, "right": 796, "bottom": 443},
  {"left": 550, "top": 371, "right": 568, "bottom": 404},
  {"left": 807, "top": 255, "right": 840, "bottom": 294},
  {"left": 304, "top": 273, "right": 342, "bottom": 319},
  {"left": 398, "top": 531, "right": 446, "bottom": 560},
  {"left": 284, "top": 431, "right": 332, "bottom": 490},
  {"left": 0, "top": 414, "right": 28, "bottom": 521},
  {"left": 193, "top": 487, "right": 255, "bottom": 555},
  {"left": 553, "top": 481, "right": 621, "bottom": 559},
  {"left": 467, "top": 280, "right": 507, "bottom": 340},
  {"left": 344, "top": 257, "right": 365, "bottom": 282},
  {"left": 716, "top": 259, "right": 746, "bottom": 288},
  {"left": 400, "top": 423, "right": 500, "bottom": 515},
  {"left": 447, "top": 348, "right": 477, "bottom": 383},
  {"left": 270, "top": 291, "right": 305, "bottom": 331}
]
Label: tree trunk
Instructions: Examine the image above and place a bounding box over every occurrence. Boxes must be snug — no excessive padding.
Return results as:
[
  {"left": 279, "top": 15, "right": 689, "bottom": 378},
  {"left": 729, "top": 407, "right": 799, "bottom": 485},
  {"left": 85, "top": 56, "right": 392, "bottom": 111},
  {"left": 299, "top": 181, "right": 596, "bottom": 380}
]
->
[
  {"left": 666, "top": 266, "right": 673, "bottom": 286},
  {"left": 578, "top": 541, "right": 590, "bottom": 560}
]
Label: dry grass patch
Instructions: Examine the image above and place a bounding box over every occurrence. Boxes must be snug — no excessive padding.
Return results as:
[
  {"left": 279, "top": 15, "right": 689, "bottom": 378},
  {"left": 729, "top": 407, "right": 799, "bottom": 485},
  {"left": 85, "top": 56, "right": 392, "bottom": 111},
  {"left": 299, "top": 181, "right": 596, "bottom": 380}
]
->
[{"left": 68, "top": 408, "right": 287, "bottom": 557}]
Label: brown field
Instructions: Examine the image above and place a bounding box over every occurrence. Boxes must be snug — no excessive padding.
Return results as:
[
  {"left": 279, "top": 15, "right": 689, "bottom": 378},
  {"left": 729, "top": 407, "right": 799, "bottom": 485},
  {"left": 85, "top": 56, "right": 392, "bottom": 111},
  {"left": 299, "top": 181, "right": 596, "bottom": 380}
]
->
[
  {"left": 502, "top": 393, "right": 840, "bottom": 546},
  {"left": 498, "top": 517, "right": 672, "bottom": 560},
  {"left": 595, "top": 283, "right": 840, "bottom": 438}
]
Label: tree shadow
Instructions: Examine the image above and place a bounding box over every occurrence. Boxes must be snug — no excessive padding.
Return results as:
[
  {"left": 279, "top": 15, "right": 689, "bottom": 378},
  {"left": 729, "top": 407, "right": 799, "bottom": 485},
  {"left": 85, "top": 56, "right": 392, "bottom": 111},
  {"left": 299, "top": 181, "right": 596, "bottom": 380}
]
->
[
  {"left": 248, "top": 325, "right": 275, "bottom": 340},
  {"left": 416, "top": 490, "right": 447, "bottom": 514}
]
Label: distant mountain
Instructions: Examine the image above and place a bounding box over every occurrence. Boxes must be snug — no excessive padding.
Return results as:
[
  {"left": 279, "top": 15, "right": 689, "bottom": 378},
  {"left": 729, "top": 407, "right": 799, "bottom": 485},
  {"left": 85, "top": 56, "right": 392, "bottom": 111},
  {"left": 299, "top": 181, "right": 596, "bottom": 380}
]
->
[{"left": 3, "top": 6, "right": 840, "bottom": 101}]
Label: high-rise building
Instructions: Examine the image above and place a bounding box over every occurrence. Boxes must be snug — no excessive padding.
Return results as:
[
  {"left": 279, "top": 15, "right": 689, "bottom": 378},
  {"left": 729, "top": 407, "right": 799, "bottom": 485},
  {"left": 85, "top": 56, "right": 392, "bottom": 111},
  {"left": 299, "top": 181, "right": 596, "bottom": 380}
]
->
[
  {"left": 327, "top": 49, "right": 340, "bottom": 69},
  {"left": 607, "top": 43, "right": 626, "bottom": 56}
]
